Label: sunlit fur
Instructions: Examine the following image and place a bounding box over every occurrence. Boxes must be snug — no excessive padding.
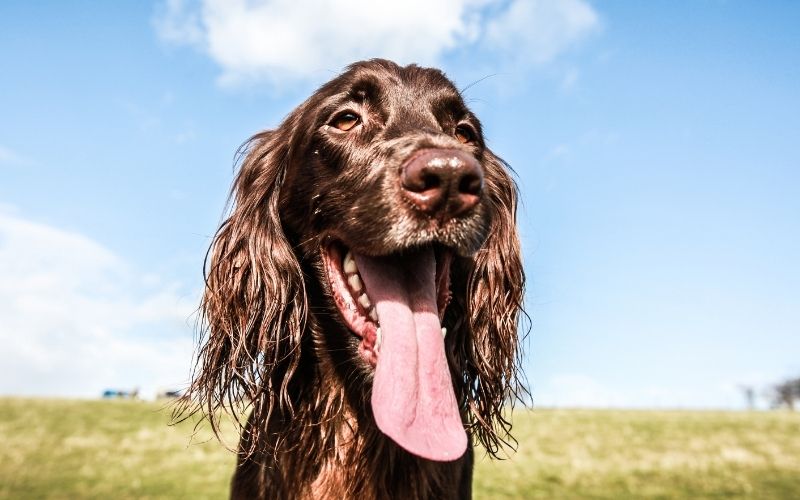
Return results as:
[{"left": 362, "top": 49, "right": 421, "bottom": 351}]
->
[{"left": 175, "top": 59, "right": 526, "bottom": 500}]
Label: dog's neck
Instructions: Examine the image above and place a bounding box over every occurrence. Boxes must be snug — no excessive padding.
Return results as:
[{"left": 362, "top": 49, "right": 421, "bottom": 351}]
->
[
  {"left": 308, "top": 409, "right": 358, "bottom": 498},
  {"left": 243, "top": 355, "right": 473, "bottom": 500}
]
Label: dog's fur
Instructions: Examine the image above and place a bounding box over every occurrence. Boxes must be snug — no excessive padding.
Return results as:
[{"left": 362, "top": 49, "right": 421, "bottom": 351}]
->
[{"left": 177, "top": 59, "right": 525, "bottom": 500}]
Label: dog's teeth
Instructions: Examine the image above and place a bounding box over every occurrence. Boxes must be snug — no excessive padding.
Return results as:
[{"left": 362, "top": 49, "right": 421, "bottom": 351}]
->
[
  {"left": 441, "top": 327, "right": 447, "bottom": 338},
  {"left": 358, "top": 293, "right": 371, "bottom": 309},
  {"left": 347, "top": 274, "right": 363, "bottom": 293},
  {"left": 369, "top": 308, "right": 378, "bottom": 322},
  {"left": 343, "top": 251, "right": 357, "bottom": 274},
  {"left": 376, "top": 327, "right": 382, "bottom": 351}
]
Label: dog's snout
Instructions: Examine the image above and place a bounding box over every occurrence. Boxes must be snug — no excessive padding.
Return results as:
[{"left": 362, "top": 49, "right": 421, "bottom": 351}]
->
[{"left": 400, "top": 149, "right": 483, "bottom": 219}]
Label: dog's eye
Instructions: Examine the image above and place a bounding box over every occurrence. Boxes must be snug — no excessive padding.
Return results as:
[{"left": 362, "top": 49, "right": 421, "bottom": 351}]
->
[
  {"left": 331, "top": 112, "right": 361, "bottom": 131},
  {"left": 455, "top": 124, "right": 476, "bottom": 144}
]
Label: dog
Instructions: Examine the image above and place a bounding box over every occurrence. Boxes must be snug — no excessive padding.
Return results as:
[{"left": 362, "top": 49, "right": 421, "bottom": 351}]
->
[{"left": 179, "top": 59, "right": 525, "bottom": 499}]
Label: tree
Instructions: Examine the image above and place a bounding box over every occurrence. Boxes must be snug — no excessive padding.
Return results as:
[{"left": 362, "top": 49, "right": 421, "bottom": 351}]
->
[
  {"left": 738, "top": 385, "right": 756, "bottom": 410},
  {"left": 769, "top": 377, "right": 800, "bottom": 410}
]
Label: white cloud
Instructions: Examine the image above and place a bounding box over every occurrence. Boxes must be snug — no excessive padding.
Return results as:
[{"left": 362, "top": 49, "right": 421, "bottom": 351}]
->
[
  {"left": 535, "top": 373, "right": 629, "bottom": 408},
  {"left": 154, "top": 0, "right": 206, "bottom": 46},
  {"left": 485, "top": 0, "right": 599, "bottom": 64},
  {"left": 0, "top": 145, "right": 30, "bottom": 166},
  {"left": 153, "top": 0, "right": 599, "bottom": 85},
  {"left": 560, "top": 66, "right": 580, "bottom": 91},
  {"left": 533, "top": 372, "right": 760, "bottom": 410},
  {"left": 0, "top": 211, "right": 197, "bottom": 399}
]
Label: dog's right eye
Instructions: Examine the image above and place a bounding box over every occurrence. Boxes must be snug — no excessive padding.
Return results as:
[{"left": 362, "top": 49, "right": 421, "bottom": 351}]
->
[{"left": 331, "top": 112, "right": 361, "bottom": 131}]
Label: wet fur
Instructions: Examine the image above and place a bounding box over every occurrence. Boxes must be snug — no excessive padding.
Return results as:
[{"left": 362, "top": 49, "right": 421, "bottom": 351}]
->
[{"left": 176, "top": 59, "right": 525, "bottom": 500}]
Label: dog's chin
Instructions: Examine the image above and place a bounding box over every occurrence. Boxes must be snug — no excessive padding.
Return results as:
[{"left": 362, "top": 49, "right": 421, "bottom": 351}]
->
[
  {"left": 321, "top": 240, "right": 453, "bottom": 367},
  {"left": 380, "top": 211, "right": 491, "bottom": 258}
]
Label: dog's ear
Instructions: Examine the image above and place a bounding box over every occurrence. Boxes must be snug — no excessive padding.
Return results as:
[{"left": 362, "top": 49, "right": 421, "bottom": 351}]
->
[
  {"left": 448, "top": 149, "right": 526, "bottom": 457},
  {"left": 179, "top": 128, "right": 307, "bottom": 444}
]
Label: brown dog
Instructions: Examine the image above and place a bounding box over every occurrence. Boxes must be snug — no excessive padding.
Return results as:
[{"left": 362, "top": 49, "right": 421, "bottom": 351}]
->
[{"left": 180, "top": 59, "right": 525, "bottom": 499}]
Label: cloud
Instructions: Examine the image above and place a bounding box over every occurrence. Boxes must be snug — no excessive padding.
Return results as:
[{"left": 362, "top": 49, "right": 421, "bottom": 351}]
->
[
  {"left": 533, "top": 372, "right": 755, "bottom": 409},
  {"left": 535, "top": 373, "right": 629, "bottom": 407},
  {"left": 485, "top": 0, "right": 599, "bottom": 65},
  {"left": 153, "top": 0, "right": 599, "bottom": 85},
  {"left": 0, "top": 144, "right": 31, "bottom": 166},
  {"left": 0, "top": 211, "right": 197, "bottom": 399}
]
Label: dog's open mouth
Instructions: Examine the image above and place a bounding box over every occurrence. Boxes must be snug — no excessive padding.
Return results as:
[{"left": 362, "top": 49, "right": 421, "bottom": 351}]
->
[
  {"left": 322, "top": 241, "right": 467, "bottom": 462},
  {"left": 323, "top": 242, "right": 453, "bottom": 365}
]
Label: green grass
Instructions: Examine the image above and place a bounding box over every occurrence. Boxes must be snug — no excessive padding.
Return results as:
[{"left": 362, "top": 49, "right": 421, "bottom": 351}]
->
[
  {"left": 1, "top": 399, "right": 798, "bottom": 499},
  {"left": 473, "top": 409, "right": 800, "bottom": 499}
]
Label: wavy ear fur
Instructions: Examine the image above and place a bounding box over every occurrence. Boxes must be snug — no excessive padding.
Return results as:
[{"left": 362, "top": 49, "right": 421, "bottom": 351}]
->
[
  {"left": 448, "top": 150, "right": 526, "bottom": 457},
  {"left": 177, "top": 129, "right": 307, "bottom": 451}
]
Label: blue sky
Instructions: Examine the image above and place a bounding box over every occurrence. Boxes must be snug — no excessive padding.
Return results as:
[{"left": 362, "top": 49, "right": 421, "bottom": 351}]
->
[{"left": 1, "top": 1, "right": 798, "bottom": 407}]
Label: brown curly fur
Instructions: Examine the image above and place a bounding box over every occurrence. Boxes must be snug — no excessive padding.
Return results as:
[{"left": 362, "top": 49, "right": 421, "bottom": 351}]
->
[{"left": 176, "top": 59, "right": 526, "bottom": 500}]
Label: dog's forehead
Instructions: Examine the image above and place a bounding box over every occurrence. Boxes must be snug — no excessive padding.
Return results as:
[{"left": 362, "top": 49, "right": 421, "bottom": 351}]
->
[{"left": 329, "top": 60, "right": 464, "bottom": 109}]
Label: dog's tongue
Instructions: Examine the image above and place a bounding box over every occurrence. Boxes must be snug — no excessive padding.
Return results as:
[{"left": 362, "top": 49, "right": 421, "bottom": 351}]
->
[{"left": 354, "top": 249, "right": 467, "bottom": 462}]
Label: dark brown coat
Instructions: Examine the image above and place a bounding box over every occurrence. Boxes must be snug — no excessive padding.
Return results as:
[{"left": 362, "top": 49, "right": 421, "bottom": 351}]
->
[{"left": 177, "top": 59, "right": 525, "bottom": 500}]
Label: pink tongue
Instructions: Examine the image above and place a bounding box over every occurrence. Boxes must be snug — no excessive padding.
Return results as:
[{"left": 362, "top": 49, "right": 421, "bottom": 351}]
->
[{"left": 354, "top": 249, "right": 467, "bottom": 462}]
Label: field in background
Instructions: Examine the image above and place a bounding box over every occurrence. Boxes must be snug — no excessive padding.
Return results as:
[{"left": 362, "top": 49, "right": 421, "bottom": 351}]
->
[{"left": 1, "top": 399, "right": 799, "bottom": 499}]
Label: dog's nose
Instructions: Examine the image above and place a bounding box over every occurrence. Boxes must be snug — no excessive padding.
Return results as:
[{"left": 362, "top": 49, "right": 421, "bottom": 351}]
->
[{"left": 400, "top": 149, "right": 483, "bottom": 219}]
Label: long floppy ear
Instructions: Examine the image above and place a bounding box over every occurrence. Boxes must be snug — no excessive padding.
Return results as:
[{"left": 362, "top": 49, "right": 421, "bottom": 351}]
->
[
  {"left": 176, "top": 128, "right": 307, "bottom": 447},
  {"left": 449, "top": 149, "right": 526, "bottom": 457}
]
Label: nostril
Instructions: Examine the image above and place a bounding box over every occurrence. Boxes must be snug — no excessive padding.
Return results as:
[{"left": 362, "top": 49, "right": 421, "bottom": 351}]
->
[
  {"left": 402, "top": 168, "right": 442, "bottom": 193},
  {"left": 458, "top": 173, "right": 482, "bottom": 196},
  {"left": 421, "top": 173, "right": 441, "bottom": 191}
]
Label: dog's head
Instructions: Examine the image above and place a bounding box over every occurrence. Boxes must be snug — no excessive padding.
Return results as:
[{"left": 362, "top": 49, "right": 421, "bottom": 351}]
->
[{"left": 186, "top": 59, "right": 525, "bottom": 461}]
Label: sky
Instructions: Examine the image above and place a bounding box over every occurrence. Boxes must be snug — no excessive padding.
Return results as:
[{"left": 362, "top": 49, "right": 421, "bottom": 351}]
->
[{"left": 1, "top": 1, "right": 798, "bottom": 408}]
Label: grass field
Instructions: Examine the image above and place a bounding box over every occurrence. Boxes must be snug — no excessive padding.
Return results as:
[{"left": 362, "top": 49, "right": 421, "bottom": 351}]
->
[{"left": 1, "top": 399, "right": 799, "bottom": 499}]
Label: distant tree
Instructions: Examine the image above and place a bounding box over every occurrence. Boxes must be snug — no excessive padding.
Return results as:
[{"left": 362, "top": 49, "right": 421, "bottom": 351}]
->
[
  {"left": 738, "top": 385, "right": 756, "bottom": 410},
  {"left": 770, "top": 377, "right": 800, "bottom": 410}
]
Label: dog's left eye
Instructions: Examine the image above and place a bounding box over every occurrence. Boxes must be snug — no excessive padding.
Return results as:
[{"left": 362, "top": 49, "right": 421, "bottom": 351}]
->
[
  {"left": 455, "top": 124, "right": 476, "bottom": 144},
  {"left": 331, "top": 112, "right": 361, "bottom": 131}
]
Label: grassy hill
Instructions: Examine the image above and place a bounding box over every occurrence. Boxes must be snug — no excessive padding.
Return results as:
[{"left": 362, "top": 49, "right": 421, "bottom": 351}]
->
[{"left": 1, "top": 398, "right": 798, "bottom": 499}]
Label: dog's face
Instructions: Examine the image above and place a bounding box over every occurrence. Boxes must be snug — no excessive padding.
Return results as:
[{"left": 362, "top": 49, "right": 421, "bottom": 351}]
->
[
  {"left": 190, "top": 59, "right": 523, "bottom": 465},
  {"left": 281, "top": 60, "right": 491, "bottom": 258},
  {"left": 273, "top": 60, "right": 506, "bottom": 460}
]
